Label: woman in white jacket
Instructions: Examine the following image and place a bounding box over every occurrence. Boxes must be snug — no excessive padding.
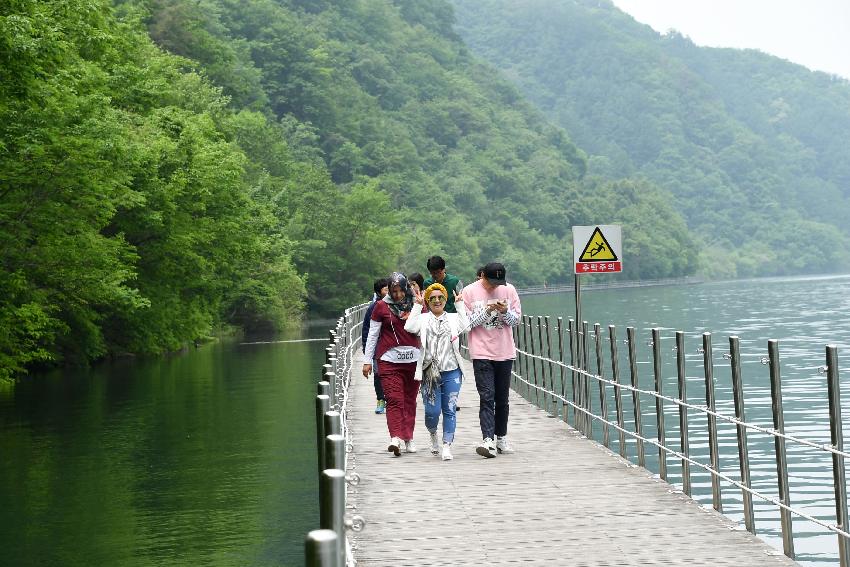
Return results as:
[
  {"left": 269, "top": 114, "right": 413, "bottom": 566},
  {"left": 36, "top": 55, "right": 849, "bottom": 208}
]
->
[{"left": 405, "top": 282, "right": 469, "bottom": 460}]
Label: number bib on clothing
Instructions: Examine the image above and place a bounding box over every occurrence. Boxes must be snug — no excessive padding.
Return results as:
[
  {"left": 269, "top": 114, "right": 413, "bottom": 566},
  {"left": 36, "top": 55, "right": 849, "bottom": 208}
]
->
[{"left": 381, "top": 346, "right": 420, "bottom": 363}]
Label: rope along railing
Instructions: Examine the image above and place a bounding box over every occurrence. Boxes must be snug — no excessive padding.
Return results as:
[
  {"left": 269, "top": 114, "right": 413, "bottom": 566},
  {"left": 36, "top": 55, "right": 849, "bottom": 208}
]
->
[
  {"left": 497, "top": 315, "right": 850, "bottom": 565},
  {"left": 305, "top": 302, "right": 369, "bottom": 567}
]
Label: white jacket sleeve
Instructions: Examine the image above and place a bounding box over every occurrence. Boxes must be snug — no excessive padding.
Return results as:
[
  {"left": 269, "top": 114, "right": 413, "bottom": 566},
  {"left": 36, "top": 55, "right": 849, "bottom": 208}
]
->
[
  {"left": 503, "top": 288, "right": 521, "bottom": 327},
  {"left": 454, "top": 302, "right": 471, "bottom": 336}
]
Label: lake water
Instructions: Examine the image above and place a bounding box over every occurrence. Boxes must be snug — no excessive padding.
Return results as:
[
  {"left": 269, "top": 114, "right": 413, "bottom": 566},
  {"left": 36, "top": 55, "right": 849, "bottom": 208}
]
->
[
  {"left": 0, "top": 326, "right": 329, "bottom": 567},
  {"left": 1, "top": 275, "right": 849, "bottom": 566}
]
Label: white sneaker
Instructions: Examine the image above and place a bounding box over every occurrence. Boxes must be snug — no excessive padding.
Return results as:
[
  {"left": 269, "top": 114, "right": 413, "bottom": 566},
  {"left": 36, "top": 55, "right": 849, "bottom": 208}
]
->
[
  {"left": 388, "top": 437, "right": 401, "bottom": 456},
  {"left": 404, "top": 440, "right": 418, "bottom": 453},
  {"left": 476, "top": 437, "right": 497, "bottom": 458},
  {"left": 441, "top": 443, "right": 453, "bottom": 461},
  {"left": 496, "top": 436, "right": 515, "bottom": 454},
  {"left": 430, "top": 432, "right": 440, "bottom": 455}
]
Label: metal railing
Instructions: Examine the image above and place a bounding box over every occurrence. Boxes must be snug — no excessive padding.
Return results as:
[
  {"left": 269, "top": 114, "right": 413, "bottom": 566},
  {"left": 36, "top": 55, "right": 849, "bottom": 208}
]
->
[
  {"left": 509, "top": 315, "right": 850, "bottom": 565},
  {"left": 305, "top": 302, "right": 369, "bottom": 567}
]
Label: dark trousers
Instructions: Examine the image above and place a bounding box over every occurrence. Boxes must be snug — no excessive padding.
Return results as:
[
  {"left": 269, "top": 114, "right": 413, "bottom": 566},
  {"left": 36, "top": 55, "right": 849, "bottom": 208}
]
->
[
  {"left": 372, "top": 358, "right": 384, "bottom": 401},
  {"left": 473, "top": 359, "right": 513, "bottom": 440}
]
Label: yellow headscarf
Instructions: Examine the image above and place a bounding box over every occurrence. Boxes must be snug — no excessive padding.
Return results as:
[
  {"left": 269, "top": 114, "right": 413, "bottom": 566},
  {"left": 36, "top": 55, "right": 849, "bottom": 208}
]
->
[{"left": 424, "top": 282, "right": 448, "bottom": 304}]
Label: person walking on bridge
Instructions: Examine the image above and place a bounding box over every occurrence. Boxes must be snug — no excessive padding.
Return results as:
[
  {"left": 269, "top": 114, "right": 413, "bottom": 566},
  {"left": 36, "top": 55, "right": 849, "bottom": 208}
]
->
[
  {"left": 424, "top": 256, "right": 463, "bottom": 313},
  {"left": 362, "top": 272, "right": 422, "bottom": 456},
  {"left": 405, "top": 283, "right": 469, "bottom": 461},
  {"left": 362, "top": 278, "right": 389, "bottom": 414},
  {"left": 463, "top": 262, "right": 521, "bottom": 458}
]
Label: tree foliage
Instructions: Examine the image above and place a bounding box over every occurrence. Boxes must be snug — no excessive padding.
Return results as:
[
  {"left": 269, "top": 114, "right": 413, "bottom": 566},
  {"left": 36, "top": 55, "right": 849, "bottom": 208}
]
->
[
  {"left": 0, "top": 0, "right": 309, "bottom": 375},
  {"left": 1, "top": 0, "right": 699, "bottom": 376}
]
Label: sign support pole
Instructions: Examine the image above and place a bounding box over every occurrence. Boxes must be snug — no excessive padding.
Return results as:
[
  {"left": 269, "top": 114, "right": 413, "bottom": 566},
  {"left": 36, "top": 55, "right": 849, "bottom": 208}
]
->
[
  {"left": 575, "top": 273, "right": 582, "bottom": 371},
  {"left": 572, "top": 224, "right": 622, "bottom": 376}
]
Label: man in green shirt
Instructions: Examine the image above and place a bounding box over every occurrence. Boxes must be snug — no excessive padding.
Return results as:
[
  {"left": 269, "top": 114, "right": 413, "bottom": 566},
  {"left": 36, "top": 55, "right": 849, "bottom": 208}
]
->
[{"left": 424, "top": 255, "right": 464, "bottom": 313}]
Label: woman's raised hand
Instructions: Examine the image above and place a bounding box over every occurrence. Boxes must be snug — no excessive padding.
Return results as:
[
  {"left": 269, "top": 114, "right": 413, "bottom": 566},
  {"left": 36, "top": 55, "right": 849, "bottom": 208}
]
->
[
  {"left": 413, "top": 287, "right": 425, "bottom": 306},
  {"left": 453, "top": 289, "right": 463, "bottom": 304}
]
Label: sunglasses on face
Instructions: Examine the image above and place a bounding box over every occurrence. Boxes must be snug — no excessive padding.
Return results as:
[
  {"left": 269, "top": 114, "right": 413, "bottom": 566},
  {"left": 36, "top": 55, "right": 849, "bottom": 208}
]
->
[{"left": 427, "top": 295, "right": 445, "bottom": 303}]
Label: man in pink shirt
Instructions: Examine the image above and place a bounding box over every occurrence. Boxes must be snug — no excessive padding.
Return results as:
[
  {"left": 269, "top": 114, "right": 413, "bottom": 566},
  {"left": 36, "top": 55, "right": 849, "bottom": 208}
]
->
[{"left": 463, "top": 262, "right": 522, "bottom": 458}]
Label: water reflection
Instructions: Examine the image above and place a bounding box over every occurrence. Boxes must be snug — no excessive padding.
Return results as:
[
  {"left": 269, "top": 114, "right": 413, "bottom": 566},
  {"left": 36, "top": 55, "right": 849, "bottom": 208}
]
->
[{"left": 0, "top": 325, "right": 327, "bottom": 566}]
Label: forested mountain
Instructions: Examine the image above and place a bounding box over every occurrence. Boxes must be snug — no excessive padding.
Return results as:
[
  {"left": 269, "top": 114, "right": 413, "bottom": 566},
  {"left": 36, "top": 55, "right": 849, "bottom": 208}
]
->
[
  {"left": 1, "top": 0, "right": 698, "bottom": 375},
  {"left": 452, "top": 0, "right": 850, "bottom": 278}
]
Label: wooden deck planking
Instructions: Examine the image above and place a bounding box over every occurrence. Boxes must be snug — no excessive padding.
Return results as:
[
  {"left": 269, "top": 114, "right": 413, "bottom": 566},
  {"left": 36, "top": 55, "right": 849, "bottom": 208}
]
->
[{"left": 347, "top": 358, "right": 798, "bottom": 566}]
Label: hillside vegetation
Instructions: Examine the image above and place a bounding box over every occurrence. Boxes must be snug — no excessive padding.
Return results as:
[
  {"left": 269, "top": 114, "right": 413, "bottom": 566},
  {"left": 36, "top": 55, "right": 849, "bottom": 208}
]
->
[
  {"left": 453, "top": 0, "right": 850, "bottom": 278},
  {"left": 1, "top": 0, "right": 698, "bottom": 376}
]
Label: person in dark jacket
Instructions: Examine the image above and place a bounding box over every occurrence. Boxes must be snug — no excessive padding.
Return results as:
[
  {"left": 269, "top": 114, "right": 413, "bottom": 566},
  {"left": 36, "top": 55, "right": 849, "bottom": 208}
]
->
[
  {"left": 362, "top": 278, "right": 389, "bottom": 414},
  {"left": 409, "top": 272, "right": 425, "bottom": 295},
  {"left": 424, "top": 256, "right": 463, "bottom": 313}
]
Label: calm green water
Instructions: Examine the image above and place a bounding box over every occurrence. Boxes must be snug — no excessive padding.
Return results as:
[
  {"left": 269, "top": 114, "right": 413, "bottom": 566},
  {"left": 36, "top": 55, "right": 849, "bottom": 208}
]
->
[
  {"left": 522, "top": 274, "right": 850, "bottom": 566},
  {"left": 0, "top": 326, "right": 328, "bottom": 567},
  {"left": 2, "top": 276, "right": 849, "bottom": 566}
]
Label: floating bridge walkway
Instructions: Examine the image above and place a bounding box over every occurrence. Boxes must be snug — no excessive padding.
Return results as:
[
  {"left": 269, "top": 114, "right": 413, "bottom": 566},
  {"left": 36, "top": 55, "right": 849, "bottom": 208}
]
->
[
  {"left": 308, "top": 304, "right": 850, "bottom": 566},
  {"left": 345, "top": 356, "right": 796, "bottom": 566}
]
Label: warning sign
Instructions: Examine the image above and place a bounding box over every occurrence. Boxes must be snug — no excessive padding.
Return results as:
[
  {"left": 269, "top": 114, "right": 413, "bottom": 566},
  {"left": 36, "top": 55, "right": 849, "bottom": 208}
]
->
[
  {"left": 579, "top": 227, "right": 618, "bottom": 262},
  {"left": 573, "top": 225, "right": 622, "bottom": 274}
]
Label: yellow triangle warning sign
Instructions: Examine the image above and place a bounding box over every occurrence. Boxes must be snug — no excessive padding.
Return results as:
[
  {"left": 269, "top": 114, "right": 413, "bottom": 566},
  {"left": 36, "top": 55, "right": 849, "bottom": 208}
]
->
[{"left": 579, "top": 227, "right": 618, "bottom": 262}]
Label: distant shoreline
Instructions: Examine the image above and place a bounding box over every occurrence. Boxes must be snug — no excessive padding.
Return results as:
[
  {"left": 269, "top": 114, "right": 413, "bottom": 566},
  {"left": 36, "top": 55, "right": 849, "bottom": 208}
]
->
[
  {"left": 516, "top": 272, "right": 850, "bottom": 296},
  {"left": 515, "top": 276, "right": 702, "bottom": 295}
]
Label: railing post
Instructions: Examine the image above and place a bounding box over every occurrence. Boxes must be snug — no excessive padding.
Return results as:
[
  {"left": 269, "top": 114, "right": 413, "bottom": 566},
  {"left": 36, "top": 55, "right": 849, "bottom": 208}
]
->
[
  {"left": 609, "top": 325, "right": 626, "bottom": 458},
  {"left": 702, "top": 332, "right": 723, "bottom": 512},
  {"left": 826, "top": 345, "right": 850, "bottom": 567},
  {"left": 582, "top": 321, "right": 592, "bottom": 438},
  {"left": 530, "top": 317, "right": 541, "bottom": 408},
  {"left": 325, "top": 434, "right": 346, "bottom": 471},
  {"left": 305, "top": 529, "right": 339, "bottom": 567},
  {"left": 316, "top": 394, "right": 331, "bottom": 478},
  {"left": 575, "top": 319, "right": 585, "bottom": 433},
  {"left": 512, "top": 326, "right": 520, "bottom": 392},
  {"left": 675, "top": 331, "right": 691, "bottom": 497},
  {"left": 569, "top": 319, "right": 577, "bottom": 427},
  {"left": 325, "top": 410, "right": 342, "bottom": 438},
  {"left": 324, "top": 365, "right": 336, "bottom": 405},
  {"left": 520, "top": 315, "right": 531, "bottom": 403},
  {"left": 537, "top": 316, "right": 547, "bottom": 411},
  {"left": 320, "top": 469, "right": 346, "bottom": 567},
  {"left": 328, "top": 362, "right": 339, "bottom": 405},
  {"left": 767, "top": 339, "right": 794, "bottom": 558},
  {"left": 545, "top": 316, "right": 556, "bottom": 415},
  {"left": 557, "top": 318, "right": 567, "bottom": 422},
  {"left": 324, "top": 346, "right": 332, "bottom": 379},
  {"left": 729, "top": 336, "right": 754, "bottom": 534},
  {"left": 522, "top": 315, "right": 536, "bottom": 404},
  {"left": 627, "top": 326, "right": 645, "bottom": 467},
  {"left": 652, "top": 328, "right": 667, "bottom": 480},
  {"left": 318, "top": 381, "right": 330, "bottom": 398},
  {"left": 594, "top": 323, "right": 609, "bottom": 448}
]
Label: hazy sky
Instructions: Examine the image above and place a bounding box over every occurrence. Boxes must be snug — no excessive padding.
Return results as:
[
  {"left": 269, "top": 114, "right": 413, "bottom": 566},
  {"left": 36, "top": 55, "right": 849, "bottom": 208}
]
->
[{"left": 611, "top": 0, "right": 850, "bottom": 80}]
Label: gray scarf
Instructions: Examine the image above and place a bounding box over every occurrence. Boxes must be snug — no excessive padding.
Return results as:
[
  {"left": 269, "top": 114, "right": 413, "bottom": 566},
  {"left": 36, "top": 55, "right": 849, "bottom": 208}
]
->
[{"left": 422, "top": 316, "right": 450, "bottom": 404}]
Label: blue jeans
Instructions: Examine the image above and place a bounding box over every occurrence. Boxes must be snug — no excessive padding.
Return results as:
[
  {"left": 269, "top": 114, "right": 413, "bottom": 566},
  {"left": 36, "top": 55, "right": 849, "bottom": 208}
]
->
[{"left": 422, "top": 367, "right": 463, "bottom": 444}]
